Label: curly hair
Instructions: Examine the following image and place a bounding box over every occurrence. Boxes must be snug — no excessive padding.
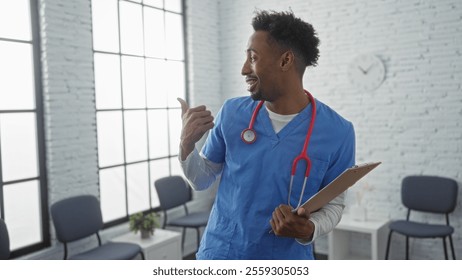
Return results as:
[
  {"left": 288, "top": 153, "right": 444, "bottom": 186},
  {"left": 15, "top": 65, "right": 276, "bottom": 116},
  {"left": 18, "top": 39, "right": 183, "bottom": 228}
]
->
[{"left": 251, "top": 10, "right": 320, "bottom": 72}]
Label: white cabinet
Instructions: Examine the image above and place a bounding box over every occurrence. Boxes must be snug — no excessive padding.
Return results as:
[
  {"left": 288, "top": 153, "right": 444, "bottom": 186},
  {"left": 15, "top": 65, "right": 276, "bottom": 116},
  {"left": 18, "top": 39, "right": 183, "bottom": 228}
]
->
[
  {"left": 328, "top": 216, "right": 389, "bottom": 260},
  {"left": 112, "top": 229, "right": 182, "bottom": 260}
]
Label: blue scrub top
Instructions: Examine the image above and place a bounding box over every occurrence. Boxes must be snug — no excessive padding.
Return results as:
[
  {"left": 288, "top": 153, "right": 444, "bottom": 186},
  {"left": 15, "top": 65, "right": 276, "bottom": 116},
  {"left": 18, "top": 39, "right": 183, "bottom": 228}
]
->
[{"left": 198, "top": 96, "right": 355, "bottom": 260}]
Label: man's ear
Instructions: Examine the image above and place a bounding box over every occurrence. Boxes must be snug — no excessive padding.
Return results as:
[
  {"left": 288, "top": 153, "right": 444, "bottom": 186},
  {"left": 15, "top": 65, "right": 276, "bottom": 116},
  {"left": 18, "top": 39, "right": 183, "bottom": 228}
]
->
[{"left": 280, "top": 51, "right": 295, "bottom": 71}]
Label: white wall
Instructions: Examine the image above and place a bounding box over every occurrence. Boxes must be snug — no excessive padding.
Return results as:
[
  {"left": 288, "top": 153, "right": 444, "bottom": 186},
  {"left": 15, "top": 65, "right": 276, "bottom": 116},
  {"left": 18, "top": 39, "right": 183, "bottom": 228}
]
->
[{"left": 214, "top": 0, "right": 462, "bottom": 259}]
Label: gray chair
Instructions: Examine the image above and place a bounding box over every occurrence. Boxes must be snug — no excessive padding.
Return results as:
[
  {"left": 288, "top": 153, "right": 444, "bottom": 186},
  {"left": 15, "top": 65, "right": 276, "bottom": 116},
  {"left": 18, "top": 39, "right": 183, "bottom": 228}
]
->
[
  {"left": 51, "top": 195, "right": 145, "bottom": 260},
  {"left": 155, "top": 176, "right": 210, "bottom": 253},
  {"left": 0, "top": 218, "right": 10, "bottom": 260},
  {"left": 385, "top": 176, "right": 458, "bottom": 260}
]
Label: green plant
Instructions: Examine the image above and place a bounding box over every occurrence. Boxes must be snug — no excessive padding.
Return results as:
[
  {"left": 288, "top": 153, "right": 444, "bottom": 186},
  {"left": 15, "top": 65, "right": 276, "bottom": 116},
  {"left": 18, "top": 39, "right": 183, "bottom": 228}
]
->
[{"left": 129, "top": 212, "right": 160, "bottom": 235}]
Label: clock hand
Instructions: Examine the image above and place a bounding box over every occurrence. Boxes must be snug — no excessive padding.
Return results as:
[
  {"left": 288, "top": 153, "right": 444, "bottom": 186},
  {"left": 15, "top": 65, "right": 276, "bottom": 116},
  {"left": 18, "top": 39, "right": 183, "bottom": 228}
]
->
[
  {"left": 364, "top": 63, "right": 376, "bottom": 73},
  {"left": 357, "top": 66, "right": 367, "bottom": 74}
]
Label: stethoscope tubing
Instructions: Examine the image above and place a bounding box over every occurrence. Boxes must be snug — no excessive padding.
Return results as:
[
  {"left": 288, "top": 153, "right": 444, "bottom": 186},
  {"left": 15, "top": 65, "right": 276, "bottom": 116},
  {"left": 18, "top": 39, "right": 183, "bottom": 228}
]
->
[{"left": 242, "top": 90, "right": 317, "bottom": 210}]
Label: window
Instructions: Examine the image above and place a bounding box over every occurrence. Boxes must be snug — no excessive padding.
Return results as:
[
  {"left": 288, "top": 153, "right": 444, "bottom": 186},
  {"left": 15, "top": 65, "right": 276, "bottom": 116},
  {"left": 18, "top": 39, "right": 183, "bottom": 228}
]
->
[
  {"left": 0, "top": 0, "right": 49, "bottom": 257},
  {"left": 91, "top": 0, "right": 186, "bottom": 224}
]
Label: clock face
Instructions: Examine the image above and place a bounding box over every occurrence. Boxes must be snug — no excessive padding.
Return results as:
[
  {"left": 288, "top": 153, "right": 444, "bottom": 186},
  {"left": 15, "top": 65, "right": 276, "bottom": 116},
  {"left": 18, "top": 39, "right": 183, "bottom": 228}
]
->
[{"left": 348, "top": 54, "right": 385, "bottom": 91}]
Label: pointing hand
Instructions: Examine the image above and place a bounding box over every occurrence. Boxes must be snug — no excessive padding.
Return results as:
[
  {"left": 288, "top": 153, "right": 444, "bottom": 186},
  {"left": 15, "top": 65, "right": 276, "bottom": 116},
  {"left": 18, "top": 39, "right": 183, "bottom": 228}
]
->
[{"left": 177, "top": 98, "right": 214, "bottom": 160}]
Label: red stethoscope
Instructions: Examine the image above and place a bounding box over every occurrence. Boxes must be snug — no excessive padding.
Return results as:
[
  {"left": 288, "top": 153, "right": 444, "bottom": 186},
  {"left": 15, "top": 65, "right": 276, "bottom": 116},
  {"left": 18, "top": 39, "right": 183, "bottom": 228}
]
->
[{"left": 241, "top": 90, "right": 317, "bottom": 210}]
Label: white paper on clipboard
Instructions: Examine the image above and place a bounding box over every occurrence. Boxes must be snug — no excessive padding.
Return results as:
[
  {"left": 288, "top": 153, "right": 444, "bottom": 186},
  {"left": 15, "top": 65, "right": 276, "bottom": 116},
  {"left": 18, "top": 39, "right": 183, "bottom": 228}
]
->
[{"left": 297, "top": 162, "right": 382, "bottom": 213}]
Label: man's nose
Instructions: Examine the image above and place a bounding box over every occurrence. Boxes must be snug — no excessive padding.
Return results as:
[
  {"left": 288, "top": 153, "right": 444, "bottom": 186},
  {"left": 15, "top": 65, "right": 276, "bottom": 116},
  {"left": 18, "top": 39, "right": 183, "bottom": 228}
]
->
[{"left": 241, "top": 59, "right": 251, "bottom": 76}]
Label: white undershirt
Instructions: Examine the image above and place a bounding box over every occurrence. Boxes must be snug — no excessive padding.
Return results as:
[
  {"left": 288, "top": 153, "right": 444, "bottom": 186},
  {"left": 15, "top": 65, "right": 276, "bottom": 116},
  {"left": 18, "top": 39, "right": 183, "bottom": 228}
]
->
[{"left": 265, "top": 106, "right": 298, "bottom": 133}]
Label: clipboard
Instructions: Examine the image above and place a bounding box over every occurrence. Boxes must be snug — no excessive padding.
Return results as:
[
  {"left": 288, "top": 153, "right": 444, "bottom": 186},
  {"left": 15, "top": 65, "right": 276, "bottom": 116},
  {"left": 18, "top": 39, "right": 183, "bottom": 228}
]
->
[{"left": 297, "top": 162, "right": 382, "bottom": 213}]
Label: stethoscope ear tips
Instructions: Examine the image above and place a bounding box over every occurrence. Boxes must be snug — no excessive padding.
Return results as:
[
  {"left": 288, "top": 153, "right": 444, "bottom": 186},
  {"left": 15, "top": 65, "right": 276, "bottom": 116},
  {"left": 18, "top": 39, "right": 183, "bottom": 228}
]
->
[{"left": 241, "top": 128, "right": 257, "bottom": 144}]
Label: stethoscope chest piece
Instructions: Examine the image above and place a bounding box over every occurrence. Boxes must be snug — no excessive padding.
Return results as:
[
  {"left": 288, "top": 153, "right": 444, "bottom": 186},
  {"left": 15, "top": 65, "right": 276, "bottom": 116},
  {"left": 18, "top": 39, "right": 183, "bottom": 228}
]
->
[{"left": 241, "top": 128, "right": 257, "bottom": 144}]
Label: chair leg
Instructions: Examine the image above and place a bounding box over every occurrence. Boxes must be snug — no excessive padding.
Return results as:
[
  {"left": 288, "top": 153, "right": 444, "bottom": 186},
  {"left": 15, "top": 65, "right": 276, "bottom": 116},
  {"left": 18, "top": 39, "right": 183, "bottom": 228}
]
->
[
  {"left": 442, "top": 237, "right": 448, "bottom": 260},
  {"left": 385, "top": 230, "right": 393, "bottom": 260},
  {"left": 195, "top": 228, "right": 201, "bottom": 251},
  {"left": 181, "top": 227, "right": 186, "bottom": 254},
  {"left": 405, "top": 236, "right": 409, "bottom": 260},
  {"left": 448, "top": 235, "right": 456, "bottom": 260},
  {"left": 140, "top": 251, "right": 145, "bottom": 260}
]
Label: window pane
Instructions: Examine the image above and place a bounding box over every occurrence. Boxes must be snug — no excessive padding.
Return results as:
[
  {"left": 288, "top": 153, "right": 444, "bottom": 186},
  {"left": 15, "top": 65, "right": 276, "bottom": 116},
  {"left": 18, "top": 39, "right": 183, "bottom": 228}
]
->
[
  {"left": 170, "top": 157, "right": 182, "bottom": 176},
  {"left": 100, "top": 167, "right": 126, "bottom": 222},
  {"left": 150, "top": 158, "right": 170, "bottom": 207},
  {"left": 91, "top": 0, "right": 119, "bottom": 52},
  {"left": 0, "top": 0, "right": 31, "bottom": 41},
  {"left": 144, "top": 7, "right": 165, "bottom": 58},
  {"left": 0, "top": 41, "right": 35, "bottom": 110},
  {"left": 165, "top": 60, "right": 185, "bottom": 107},
  {"left": 148, "top": 110, "right": 169, "bottom": 158},
  {"left": 0, "top": 113, "right": 38, "bottom": 181},
  {"left": 124, "top": 110, "right": 148, "bottom": 162},
  {"left": 164, "top": 0, "right": 182, "bottom": 13},
  {"left": 165, "top": 12, "right": 184, "bottom": 60},
  {"left": 119, "top": 1, "right": 143, "bottom": 55},
  {"left": 97, "top": 111, "right": 124, "bottom": 167},
  {"left": 121, "top": 56, "right": 146, "bottom": 109},
  {"left": 168, "top": 109, "right": 181, "bottom": 155},
  {"left": 144, "top": 0, "right": 163, "bottom": 8},
  {"left": 4, "top": 180, "right": 41, "bottom": 250},
  {"left": 94, "top": 53, "right": 122, "bottom": 109},
  {"left": 127, "top": 162, "right": 150, "bottom": 214},
  {"left": 145, "top": 58, "right": 167, "bottom": 108}
]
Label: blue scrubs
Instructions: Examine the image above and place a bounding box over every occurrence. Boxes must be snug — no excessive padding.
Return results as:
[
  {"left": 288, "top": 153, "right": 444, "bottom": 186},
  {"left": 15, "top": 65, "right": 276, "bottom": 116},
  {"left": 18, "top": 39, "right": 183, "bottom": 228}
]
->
[{"left": 198, "top": 96, "right": 355, "bottom": 260}]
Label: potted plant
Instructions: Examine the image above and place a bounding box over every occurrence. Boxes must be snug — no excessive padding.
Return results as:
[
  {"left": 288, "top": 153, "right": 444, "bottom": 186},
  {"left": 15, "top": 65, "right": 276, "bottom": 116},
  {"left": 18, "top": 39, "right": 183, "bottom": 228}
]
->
[{"left": 129, "top": 212, "right": 160, "bottom": 239}]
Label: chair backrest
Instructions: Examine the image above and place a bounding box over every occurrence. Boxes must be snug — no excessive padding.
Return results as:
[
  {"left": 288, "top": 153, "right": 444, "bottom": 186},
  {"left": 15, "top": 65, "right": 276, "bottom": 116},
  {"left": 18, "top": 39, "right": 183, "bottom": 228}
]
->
[
  {"left": 402, "top": 176, "right": 458, "bottom": 214},
  {"left": 51, "top": 195, "right": 103, "bottom": 243},
  {"left": 155, "top": 176, "right": 191, "bottom": 211},
  {"left": 0, "top": 218, "right": 10, "bottom": 259}
]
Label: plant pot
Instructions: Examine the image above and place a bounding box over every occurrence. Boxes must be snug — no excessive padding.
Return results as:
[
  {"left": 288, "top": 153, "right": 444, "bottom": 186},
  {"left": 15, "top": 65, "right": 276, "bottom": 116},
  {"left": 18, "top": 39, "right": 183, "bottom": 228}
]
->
[{"left": 140, "top": 229, "right": 153, "bottom": 239}]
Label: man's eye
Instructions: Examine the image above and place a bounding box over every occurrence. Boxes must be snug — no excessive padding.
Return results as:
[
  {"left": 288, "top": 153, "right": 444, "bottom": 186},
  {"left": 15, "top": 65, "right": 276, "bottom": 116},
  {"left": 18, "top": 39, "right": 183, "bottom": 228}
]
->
[{"left": 250, "top": 56, "right": 256, "bottom": 62}]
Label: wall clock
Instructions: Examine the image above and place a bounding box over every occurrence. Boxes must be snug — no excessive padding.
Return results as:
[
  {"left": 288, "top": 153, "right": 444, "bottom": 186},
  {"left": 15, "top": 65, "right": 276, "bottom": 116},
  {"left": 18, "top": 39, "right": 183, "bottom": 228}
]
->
[{"left": 348, "top": 54, "right": 385, "bottom": 91}]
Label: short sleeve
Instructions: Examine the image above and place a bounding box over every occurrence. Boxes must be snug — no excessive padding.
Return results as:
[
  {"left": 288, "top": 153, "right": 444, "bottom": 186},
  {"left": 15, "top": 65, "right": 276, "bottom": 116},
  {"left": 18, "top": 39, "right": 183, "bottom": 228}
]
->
[
  {"left": 321, "top": 122, "right": 356, "bottom": 187},
  {"left": 201, "top": 102, "right": 227, "bottom": 164}
]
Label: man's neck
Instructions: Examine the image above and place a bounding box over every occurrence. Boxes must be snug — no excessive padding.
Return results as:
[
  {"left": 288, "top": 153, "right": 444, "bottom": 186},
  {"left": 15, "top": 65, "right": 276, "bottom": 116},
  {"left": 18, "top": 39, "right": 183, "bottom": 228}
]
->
[{"left": 265, "top": 89, "right": 310, "bottom": 115}]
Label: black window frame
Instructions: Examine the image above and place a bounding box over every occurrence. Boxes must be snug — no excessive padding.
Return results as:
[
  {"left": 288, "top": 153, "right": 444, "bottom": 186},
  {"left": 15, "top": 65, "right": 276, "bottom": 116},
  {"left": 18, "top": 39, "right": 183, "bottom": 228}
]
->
[{"left": 0, "top": 0, "right": 49, "bottom": 258}]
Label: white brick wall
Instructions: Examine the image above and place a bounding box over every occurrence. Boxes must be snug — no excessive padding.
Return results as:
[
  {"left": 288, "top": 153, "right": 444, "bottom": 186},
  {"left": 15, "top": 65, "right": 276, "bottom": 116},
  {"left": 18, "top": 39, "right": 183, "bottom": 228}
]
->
[
  {"left": 186, "top": 0, "right": 222, "bottom": 114},
  {"left": 40, "top": 0, "right": 98, "bottom": 203},
  {"left": 216, "top": 0, "right": 462, "bottom": 259}
]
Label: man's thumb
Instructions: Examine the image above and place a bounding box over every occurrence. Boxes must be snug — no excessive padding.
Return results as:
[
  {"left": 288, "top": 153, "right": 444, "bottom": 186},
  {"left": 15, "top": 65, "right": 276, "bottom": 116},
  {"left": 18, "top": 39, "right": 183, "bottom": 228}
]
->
[
  {"left": 177, "top": 98, "right": 189, "bottom": 115},
  {"left": 296, "top": 207, "right": 310, "bottom": 218}
]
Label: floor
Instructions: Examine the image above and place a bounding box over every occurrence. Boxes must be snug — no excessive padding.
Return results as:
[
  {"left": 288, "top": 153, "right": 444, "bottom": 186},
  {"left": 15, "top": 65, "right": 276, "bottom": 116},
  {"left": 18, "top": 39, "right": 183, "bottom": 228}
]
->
[{"left": 183, "top": 253, "right": 328, "bottom": 260}]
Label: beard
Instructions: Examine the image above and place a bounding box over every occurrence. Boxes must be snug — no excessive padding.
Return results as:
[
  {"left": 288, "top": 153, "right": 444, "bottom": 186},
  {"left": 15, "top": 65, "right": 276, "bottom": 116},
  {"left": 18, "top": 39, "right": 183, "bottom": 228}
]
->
[
  {"left": 250, "top": 90, "right": 263, "bottom": 101},
  {"left": 251, "top": 87, "right": 275, "bottom": 102}
]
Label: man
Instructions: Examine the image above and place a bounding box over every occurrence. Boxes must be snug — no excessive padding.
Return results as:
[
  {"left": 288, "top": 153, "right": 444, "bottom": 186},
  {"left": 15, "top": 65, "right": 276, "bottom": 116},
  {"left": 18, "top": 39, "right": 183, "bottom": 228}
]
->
[{"left": 178, "top": 10, "right": 355, "bottom": 259}]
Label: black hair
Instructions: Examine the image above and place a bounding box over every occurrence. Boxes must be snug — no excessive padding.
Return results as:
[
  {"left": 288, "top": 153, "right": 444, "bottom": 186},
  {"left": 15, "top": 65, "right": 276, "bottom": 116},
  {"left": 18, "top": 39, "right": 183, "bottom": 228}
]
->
[{"left": 251, "top": 10, "right": 320, "bottom": 73}]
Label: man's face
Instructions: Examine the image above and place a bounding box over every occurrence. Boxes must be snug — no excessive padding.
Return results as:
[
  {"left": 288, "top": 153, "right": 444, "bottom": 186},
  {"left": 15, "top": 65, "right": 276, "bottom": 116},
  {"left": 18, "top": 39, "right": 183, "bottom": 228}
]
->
[{"left": 241, "top": 31, "right": 282, "bottom": 101}]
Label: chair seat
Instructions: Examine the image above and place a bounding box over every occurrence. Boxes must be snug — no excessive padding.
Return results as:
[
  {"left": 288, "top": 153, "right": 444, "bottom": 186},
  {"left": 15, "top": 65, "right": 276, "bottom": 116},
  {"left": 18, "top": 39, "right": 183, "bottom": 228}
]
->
[
  {"left": 389, "top": 220, "right": 454, "bottom": 238},
  {"left": 168, "top": 212, "right": 209, "bottom": 228},
  {"left": 68, "top": 242, "right": 142, "bottom": 260}
]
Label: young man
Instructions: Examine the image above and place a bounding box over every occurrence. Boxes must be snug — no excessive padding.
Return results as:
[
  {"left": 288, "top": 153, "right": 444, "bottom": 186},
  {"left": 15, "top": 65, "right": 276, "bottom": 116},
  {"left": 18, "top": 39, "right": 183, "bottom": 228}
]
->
[{"left": 178, "top": 10, "right": 355, "bottom": 259}]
